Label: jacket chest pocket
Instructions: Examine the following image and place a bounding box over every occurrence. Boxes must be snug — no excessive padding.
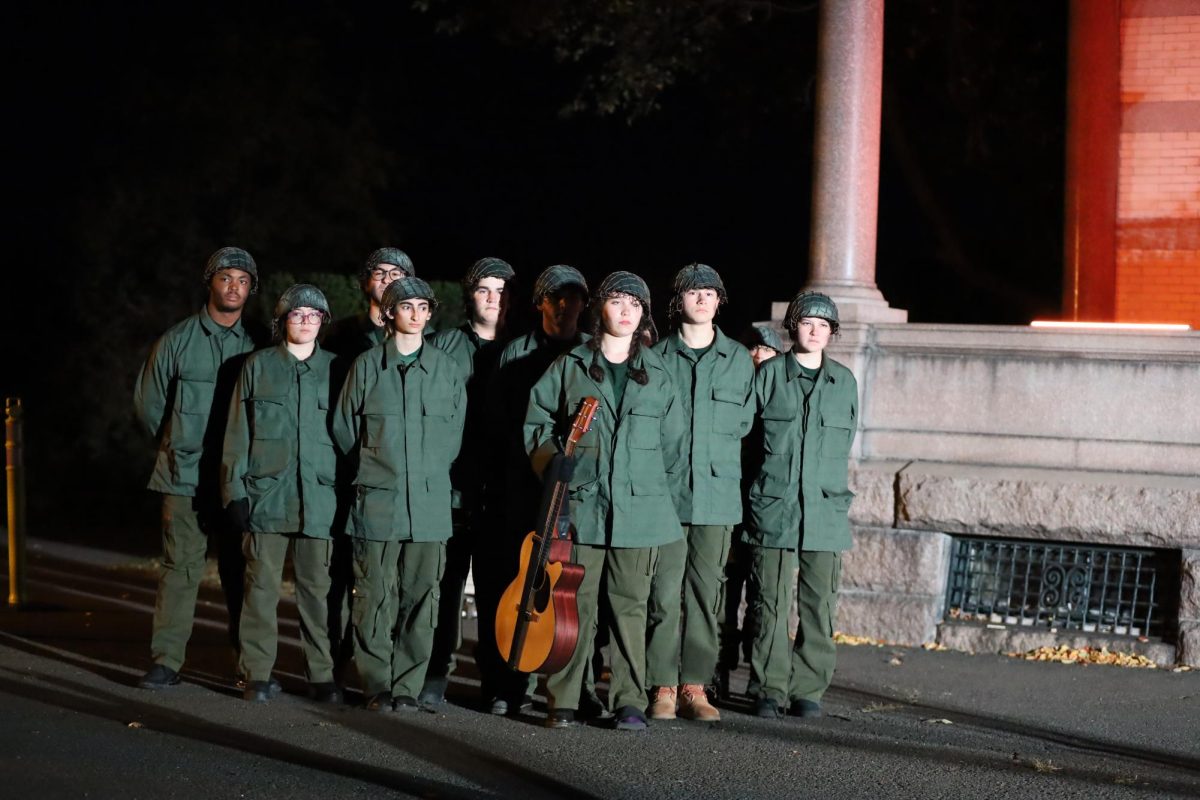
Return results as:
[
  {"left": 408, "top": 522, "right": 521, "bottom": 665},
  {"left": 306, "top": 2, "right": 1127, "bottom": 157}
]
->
[
  {"left": 760, "top": 400, "right": 796, "bottom": 455},
  {"left": 171, "top": 377, "right": 214, "bottom": 451},
  {"left": 251, "top": 395, "right": 289, "bottom": 439},
  {"left": 362, "top": 412, "right": 399, "bottom": 448},
  {"left": 819, "top": 409, "right": 855, "bottom": 458},
  {"left": 314, "top": 392, "right": 335, "bottom": 446},
  {"left": 625, "top": 406, "right": 662, "bottom": 450},
  {"left": 711, "top": 385, "right": 749, "bottom": 436}
]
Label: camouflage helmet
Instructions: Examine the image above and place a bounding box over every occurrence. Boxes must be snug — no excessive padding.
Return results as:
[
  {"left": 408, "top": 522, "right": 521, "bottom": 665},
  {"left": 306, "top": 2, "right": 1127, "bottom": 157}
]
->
[
  {"left": 744, "top": 324, "right": 784, "bottom": 354},
  {"left": 272, "top": 284, "right": 331, "bottom": 338},
  {"left": 381, "top": 276, "right": 438, "bottom": 315},
  {"left": 532, "top": 265, "right": 588, "bottom": 306},
  {"left": 360, "top": 247, "right": 415, "bottom": 282},
  {"left": 594, "top": 271, "right": 651, "bottom": 309},
  {"left": 463, "top": 256, "right": 515, "bottom": 288},
  {"left": 203, "top": 246, "right": 258, "bottom": 292},
  {"left": 668, "top": 262, "right": 727, "bottom": 319},
  {"left": 591, "top": 271, "right": 653, "bottom": 341},
  {"left": 784, "top": 291, "right": 840, "bottom": 332}
]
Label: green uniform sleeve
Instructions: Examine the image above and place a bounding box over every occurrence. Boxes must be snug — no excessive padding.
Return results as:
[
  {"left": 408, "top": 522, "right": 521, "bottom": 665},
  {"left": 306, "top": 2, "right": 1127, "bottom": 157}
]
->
[
  {"left": 446, "top": 370, "right": 468, "bottom": 463},
  {"left": 132, "top": 335, "right": 175, "bottom": 438},
  {"left": 523, "top": 358, "right": 564, "bottom": 479},
  {"left": 332, "top": 355, "right": 366, "bottom": 455},
  {"left": 220, "top": 361, "right": 254, "bottom": 507}
]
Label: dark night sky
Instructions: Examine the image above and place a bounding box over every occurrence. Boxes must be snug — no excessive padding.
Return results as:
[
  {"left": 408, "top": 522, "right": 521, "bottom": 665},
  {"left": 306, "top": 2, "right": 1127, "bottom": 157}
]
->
[{"left": 5, "top": 0, "right": 1067, "bottom": 517}]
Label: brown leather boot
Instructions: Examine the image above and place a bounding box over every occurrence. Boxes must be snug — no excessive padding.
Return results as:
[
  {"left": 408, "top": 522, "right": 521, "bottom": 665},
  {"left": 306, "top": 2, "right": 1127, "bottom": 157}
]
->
[
  {"left": 647, "top": 686, "right": 678, "bottom": 720},
  {"left": 678, "top": 684, "right": 721, "bottom": 722}
]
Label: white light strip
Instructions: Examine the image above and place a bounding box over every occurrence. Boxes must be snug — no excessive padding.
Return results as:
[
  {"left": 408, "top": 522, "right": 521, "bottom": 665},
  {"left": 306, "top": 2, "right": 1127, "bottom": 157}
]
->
[{"left": 1030, "top": 321, "right": 1191, "bottom": 331}]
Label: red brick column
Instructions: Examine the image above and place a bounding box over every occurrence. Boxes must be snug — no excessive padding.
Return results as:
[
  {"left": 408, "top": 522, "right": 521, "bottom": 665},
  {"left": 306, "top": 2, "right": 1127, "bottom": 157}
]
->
[{"left": 1115, "top": 0, "right": 1200, "bottom": 328}]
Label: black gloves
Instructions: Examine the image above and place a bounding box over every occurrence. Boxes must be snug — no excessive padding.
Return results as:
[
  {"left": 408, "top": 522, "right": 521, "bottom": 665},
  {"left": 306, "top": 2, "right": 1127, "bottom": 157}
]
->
[
  {"left": 549, "top": 453, "right": 576, "bottom": 483},
  {"left": 226, "top": 497, "right": 250, "bottom": 533}
]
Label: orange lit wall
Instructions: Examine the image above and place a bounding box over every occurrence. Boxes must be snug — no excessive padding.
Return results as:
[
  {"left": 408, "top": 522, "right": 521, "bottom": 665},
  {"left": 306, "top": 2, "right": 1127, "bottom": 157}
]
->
[{"left": 1115, "top": 0, "right": 1200, "bottom": 327}]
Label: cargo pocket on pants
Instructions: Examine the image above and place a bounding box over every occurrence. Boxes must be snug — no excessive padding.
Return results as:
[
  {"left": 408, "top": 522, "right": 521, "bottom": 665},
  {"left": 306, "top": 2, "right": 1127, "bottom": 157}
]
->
[{"left": 825, "top": 556, "right": 842, "bottom": 638}]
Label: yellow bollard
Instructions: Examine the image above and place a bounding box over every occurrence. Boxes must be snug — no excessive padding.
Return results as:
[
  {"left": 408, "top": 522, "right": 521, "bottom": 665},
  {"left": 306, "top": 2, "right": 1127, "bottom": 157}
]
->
[{"left": 6, "top": 397, "right": 27, "bottom": 608}]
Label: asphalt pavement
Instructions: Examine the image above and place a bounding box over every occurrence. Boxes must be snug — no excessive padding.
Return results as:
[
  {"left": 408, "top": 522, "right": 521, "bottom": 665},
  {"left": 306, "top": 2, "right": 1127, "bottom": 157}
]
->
[{"left": 1, "top": 537, "right": 1197, "bottom": 799}]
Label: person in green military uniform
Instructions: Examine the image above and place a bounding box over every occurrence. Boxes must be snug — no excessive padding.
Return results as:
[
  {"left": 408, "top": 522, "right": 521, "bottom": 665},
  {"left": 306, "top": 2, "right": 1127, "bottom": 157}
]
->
[
  {"left": 221, "top": 284, "right": 342, "bottom": 704},
  {"left": 133, "top": 246, "right": 264, "bottom": 689},
  {"left": 420, "top": 256, "right": 516, "bottom": 706},
  {"left": 322, "top": 247, "right": 415, "bottom": 367},
  {"left": 476, "top": 264, "right": 592, "bottom": 717},
  {"left": 525, "top": 271, "right": 687, "bottom": 731},
  {"left": 332, "top": 276, "right": 466, "bottom": 712},
  {"left": 321, "top": 247, "right": 416, "bottom": 678},
  {"left": 716, "top": 324, "right": 785, "bottom": 700},
  {"left": 645, "top": 264, "right": 754, "bottom": 723},
  {"left": 744, "top": 291, "right": 857, "bottom": 720}
]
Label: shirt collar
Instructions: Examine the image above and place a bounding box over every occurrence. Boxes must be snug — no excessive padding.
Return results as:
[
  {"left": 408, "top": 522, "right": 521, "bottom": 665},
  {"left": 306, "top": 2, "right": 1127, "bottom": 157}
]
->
[{"left": 198, "top": 304, "right": 245, "bottom": 338}]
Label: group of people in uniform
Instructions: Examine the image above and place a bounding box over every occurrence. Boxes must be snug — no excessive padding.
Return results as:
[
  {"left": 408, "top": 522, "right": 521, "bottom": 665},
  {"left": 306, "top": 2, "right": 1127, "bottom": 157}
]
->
[{"left": 132, "top": 245, "right": 858, "bottom": 732}]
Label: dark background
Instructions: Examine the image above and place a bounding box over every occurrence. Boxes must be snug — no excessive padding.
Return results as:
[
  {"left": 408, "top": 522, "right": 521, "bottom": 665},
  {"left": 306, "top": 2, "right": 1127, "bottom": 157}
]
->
[{"left": 4, "top": 1, "right": 1067, "bottom": 545}]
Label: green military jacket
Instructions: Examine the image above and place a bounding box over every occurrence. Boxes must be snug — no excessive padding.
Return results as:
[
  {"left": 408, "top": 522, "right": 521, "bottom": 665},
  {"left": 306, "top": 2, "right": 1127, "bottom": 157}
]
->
[
  {"left": 744, "top": 353, "right": 858, "bottom": 552},
  {"left": 652, "top": 327, "right": 755, "bottom": 525},
  {"left": 133, "top": 307, "right": 258, "bottom": 496},
  {"left": 220, "top": 343, "right": 338, "bottom": 538},
  {"left": 524, "top": 343, "right": 687, "bottom": 549},
  {"left": 429, "top": 323, "right": 507, "bottom": 511},
  {"left": 332, "top": 340, "right": 466, "bottom": 542}
]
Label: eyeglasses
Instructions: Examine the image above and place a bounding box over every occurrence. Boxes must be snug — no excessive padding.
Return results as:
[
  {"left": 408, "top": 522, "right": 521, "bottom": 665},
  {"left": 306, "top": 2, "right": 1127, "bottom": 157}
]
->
[
  {"left": 287, "top": 311, "right": 325, "bottom": 324},
  {"left": 370, "top": 268, "right": 407, "bottom": 282}
]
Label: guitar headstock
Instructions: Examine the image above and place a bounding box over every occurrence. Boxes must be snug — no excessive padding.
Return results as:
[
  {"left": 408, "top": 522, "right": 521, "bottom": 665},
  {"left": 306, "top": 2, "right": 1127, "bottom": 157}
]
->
[{"left": 566, "top": 396, "right": 600, "bottom": 448}]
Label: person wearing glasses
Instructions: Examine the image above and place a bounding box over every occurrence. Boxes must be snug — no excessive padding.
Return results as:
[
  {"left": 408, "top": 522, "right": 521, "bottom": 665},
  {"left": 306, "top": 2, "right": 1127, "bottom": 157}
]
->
[
  {"left": 220, "top": 285, "right": 340, "bottom": 704},
  {"left": 332, "top": 277, "right": 466, "bottom": 712},
  {"left": 133, "top": 247, "right": 264, "bottom": 690},
  {"left": 321, "top": 247, "right": 416, "bottom": 679},
  {"left": 323, "top": 248, "right": 416, "bottom": 369}
]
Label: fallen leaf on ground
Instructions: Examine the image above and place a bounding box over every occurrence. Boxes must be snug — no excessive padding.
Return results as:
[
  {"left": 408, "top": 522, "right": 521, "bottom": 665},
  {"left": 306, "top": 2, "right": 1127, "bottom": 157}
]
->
[
  {"left": 1009, "top": 644, "right": 1156, "bottom": 668},
  {"left": 834, "top": 632, "right": 889, "bottom": 647},
  {"left": 1031, "top": 758, "right": 1061, "bottom": 773}
]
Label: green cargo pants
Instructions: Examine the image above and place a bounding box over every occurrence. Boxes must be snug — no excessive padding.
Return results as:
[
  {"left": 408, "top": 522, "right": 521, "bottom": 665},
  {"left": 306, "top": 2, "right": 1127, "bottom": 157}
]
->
[
  {"left": 425, "top": 511, "right": 473, "bottom": 683},
  {"left": 149, "top": 494, "right": 210, "bottom": 671},
  {"left": 546, "top": 543, "right": 658, "bottom": 713},
  {"left": 238, "top": 532, "right": 335, "bottom": 684},
  {"left": 748, "top": 548, "right": 842, "bottom": 706},
  {"left": 352, "top": 539, "right": 446, "bottom": 698},
  {"left": 645, "top": 524, "right": 733, "bottom": 687}
]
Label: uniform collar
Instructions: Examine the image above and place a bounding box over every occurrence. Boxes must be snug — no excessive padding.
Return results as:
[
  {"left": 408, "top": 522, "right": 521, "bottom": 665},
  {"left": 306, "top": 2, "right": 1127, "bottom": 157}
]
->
[
  {"left": 666, "top": 326, "right": 735, "bottom": 359},
  {"left": 785, "top": 351, "right": 835, "bottom": 383},
  {"left": 198, "top": 305, "right": 246, "bottom": 338},
  {"left": 379, "top": 340, "right": 430, "bottom": 373},
  {"left": 277, "top": 341, "right": 322, "bottom": 369}
]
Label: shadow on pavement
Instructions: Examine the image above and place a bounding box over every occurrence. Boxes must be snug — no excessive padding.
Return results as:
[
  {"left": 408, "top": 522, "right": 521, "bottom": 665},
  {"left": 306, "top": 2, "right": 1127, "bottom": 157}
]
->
[{"left": 0, "top": 666, "right": 507, "bottom": 800}]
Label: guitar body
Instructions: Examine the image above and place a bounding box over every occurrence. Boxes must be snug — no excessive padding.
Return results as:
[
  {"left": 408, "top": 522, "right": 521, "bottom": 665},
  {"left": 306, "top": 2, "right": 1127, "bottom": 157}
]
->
[
  {"left": 493, "top": 397, "right": 599, "bottom": 676},
  {"left": 494, "top": 533, "right": 585, "bottom": 673},
  {"left": 540, "top": 537, "right": 585, "bottom": 674}
]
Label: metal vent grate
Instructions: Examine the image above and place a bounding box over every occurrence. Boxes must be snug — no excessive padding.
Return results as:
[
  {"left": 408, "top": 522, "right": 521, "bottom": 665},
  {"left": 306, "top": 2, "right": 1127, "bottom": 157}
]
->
[{"left": 944, "top": 537, "right": 1178, "bottom": 640}]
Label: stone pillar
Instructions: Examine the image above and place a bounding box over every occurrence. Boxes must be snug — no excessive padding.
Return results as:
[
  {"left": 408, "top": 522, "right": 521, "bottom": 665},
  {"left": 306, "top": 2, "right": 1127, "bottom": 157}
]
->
[
  {"left": 804, "top": 0, "right": 906, "bottom": 323},
  {"left": 1062, "top": 0, "right": 1120, "bottom": 322}
]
